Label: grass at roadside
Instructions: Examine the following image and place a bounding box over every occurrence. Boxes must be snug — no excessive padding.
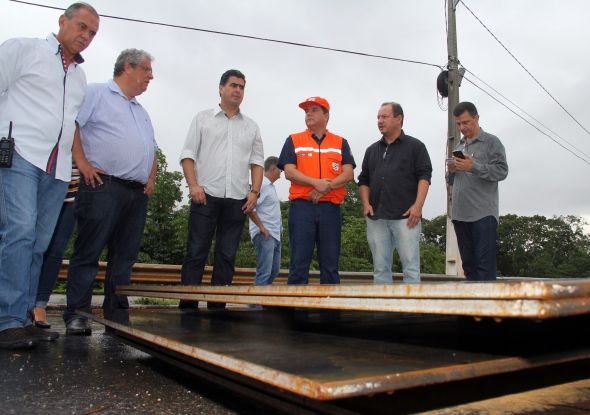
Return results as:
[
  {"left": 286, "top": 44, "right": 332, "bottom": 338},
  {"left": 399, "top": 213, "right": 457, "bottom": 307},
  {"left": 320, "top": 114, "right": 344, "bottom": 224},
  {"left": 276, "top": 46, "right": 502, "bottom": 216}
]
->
[{"left": 134, "top": 297, "right": 179, "bottom": 306}]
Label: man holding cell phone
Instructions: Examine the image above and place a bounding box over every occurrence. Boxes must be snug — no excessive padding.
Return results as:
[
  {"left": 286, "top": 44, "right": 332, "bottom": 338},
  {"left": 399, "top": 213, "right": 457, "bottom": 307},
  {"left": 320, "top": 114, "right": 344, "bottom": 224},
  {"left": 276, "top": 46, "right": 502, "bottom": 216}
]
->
[{"left": 447, "top": 102, "right": 508, "bottom": 281}]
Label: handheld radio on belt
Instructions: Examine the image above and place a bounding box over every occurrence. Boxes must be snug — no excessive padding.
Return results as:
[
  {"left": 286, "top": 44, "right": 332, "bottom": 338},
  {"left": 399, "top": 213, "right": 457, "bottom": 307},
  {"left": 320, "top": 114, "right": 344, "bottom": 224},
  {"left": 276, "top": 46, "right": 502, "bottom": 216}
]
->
[{"left": 0, "top": 121, "right": 15, "bottom": 168}]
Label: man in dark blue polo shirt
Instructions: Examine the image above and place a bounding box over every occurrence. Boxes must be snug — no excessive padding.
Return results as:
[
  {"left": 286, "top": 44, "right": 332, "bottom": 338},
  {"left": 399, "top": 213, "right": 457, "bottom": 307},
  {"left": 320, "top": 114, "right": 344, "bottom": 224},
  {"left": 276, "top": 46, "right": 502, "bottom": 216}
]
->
[{"left": 358, "top": 102, "right": 432, "bottom": 283}]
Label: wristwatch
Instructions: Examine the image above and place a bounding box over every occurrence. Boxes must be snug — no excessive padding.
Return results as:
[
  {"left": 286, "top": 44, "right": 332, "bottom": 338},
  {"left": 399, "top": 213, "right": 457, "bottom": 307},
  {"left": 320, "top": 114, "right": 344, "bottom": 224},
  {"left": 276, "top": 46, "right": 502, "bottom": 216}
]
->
[{"left": 249, "top": 189, "right": 260, "bottom": 198}]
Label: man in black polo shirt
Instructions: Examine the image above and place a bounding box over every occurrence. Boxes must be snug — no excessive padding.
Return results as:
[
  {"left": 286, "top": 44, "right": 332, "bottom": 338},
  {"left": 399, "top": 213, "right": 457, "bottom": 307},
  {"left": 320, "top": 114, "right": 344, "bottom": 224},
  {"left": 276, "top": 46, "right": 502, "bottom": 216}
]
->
[{"left": 358, "top": 102, "right": 432, "bottom": 283}]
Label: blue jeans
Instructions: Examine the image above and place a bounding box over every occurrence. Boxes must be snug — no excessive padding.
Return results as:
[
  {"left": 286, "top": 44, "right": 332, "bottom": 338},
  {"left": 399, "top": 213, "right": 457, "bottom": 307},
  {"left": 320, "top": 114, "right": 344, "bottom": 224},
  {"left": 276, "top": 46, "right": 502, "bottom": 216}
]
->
[
  {"left": 64, "top": 178, "right": 148, "bottom": 322},
  {"left": 288, "top": 199, "right": 341, "bottom": 284},
  {"left": 36, "top": 201, "right": 76, "bottom": 308},
  {"left": 453, "top": 216, "right": 498, "bottom": 281},
  {"left": 366, "top": 217, "right": 421, "bottom": 284},
  {"left": 252, "top": 233, "right": 281, "bottom": 285},
  {"left": 0, "top": 152, "right": 67, "bottom": 331}
]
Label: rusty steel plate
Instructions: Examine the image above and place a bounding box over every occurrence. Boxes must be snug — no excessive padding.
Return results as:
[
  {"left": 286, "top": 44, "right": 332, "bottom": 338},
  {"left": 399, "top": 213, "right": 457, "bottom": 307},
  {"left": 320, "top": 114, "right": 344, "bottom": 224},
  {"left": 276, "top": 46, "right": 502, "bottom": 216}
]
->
[
  {"left": 84, "top": 309, "right": 590, "bottom": 401},
  {"left": 119, "top": 279, "right": 590, "bottom": 299},
  {"left": 117, "top": 279, "right": 590, "bottom": 319}
]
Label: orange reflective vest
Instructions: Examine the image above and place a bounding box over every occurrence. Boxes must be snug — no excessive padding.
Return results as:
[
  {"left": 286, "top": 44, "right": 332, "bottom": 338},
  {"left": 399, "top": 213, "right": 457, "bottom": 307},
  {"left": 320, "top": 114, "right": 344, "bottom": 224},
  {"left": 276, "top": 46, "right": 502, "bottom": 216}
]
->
[{"left": 289, "top": 130, "right": 346, "bottom": 204}]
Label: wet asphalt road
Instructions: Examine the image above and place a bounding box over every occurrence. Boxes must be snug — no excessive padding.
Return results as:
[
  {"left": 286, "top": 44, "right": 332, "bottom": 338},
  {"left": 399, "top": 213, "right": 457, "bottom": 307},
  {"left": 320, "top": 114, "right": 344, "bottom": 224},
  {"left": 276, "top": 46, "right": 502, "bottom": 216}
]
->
[{"left": 0, "top": 311, "right": 272, "bottom": 415}]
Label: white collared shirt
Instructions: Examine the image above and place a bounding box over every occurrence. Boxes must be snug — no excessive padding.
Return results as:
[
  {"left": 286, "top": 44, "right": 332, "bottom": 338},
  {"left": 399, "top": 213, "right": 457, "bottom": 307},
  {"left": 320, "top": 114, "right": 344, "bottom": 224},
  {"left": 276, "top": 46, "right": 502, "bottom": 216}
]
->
[
  {"left": 180, "top": 106, "right": 264, "bottom": 199},
  {"left": 0, "top": 34, "right": 88, "bottom": 182}
]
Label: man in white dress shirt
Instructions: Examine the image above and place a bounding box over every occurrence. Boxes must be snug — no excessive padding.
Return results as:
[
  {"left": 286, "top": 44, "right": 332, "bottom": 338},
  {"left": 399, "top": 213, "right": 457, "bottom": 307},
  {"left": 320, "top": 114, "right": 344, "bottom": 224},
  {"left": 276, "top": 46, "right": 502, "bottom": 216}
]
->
[
  {"left": 179, "top": 69, "right": 264, "bottom": 310},
  {"left": 0, "top": 3, "right": 99, "bottom": 349}
]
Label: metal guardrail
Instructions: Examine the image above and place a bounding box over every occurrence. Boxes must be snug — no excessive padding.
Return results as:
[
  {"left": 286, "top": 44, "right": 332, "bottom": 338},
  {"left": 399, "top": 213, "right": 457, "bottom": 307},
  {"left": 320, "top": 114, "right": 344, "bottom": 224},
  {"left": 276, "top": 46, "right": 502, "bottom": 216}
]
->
[{"left": 57, "top": 260, "right": 462, "bottom": 284}]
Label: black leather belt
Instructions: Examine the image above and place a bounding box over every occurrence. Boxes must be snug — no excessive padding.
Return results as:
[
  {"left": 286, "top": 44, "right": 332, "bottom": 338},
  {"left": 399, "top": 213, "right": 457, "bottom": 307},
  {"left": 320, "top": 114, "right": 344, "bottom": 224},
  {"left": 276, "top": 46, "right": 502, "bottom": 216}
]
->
[{"left": 99, "top": 174, "right": 144, "bottom": 190}]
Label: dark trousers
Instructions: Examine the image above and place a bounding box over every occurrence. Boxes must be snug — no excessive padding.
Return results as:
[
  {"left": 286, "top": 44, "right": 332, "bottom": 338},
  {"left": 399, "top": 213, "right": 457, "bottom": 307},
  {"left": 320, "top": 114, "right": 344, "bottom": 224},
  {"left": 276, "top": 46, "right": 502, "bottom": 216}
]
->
[
  {"left": 288, "top": 199, "right": 341, "bottom": 284},
  {"left": 453, "top": 215, "right": 498, "bottom": 281},
  {"left": 181, "top": 195, "right": 245, "bottom": 290},
  {"left": 36, "top": 202, "right": 76, "bottom": 306},
  {"left": 64, "top": 178, "right": 148, "bottom": 322}
]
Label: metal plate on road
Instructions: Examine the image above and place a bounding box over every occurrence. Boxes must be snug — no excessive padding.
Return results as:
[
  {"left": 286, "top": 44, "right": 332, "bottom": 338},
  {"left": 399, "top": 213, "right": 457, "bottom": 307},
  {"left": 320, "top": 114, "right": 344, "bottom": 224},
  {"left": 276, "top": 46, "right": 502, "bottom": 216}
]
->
[{"left": 86, "top": 308, "right": 590, "bottom": 400}]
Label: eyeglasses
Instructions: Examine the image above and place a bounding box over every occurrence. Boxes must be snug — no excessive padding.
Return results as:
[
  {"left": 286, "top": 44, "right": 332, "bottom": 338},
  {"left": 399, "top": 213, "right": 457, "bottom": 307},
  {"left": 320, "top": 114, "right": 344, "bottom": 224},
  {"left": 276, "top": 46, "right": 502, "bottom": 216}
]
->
[{"left": 135, "top": 64, "right": 153, "bottom": 74}]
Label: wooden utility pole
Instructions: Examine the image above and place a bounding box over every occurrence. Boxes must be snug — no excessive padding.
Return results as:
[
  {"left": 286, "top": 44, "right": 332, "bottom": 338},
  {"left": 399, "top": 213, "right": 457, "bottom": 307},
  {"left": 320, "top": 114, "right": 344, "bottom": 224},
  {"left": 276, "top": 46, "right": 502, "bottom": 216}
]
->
[{"left": 445, "top": 0, "right": 463, "bottom": 276}]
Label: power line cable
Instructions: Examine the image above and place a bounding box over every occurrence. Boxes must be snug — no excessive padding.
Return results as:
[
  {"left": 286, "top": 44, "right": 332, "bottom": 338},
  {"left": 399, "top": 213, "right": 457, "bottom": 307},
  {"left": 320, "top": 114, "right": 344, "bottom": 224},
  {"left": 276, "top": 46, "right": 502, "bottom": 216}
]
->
[
  {"left": 462, "top": 75, "right": 590, "bottom": 166},
  {"left": 464, "top": 68, "right": 590, "bottom": 160},
  {"left": 458, "top": 0, "right": 590, "bottom": 138},
  {"left": 9, "top": 0, "right": 443, "bottom": 70}
]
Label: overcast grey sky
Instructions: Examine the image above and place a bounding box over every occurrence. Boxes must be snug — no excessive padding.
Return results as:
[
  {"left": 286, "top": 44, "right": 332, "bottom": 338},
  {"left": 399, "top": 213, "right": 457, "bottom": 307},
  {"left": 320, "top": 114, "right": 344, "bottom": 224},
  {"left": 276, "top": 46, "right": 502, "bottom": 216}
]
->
[{"left": 2, "top": 0, "right": 589, "bottom": 225}]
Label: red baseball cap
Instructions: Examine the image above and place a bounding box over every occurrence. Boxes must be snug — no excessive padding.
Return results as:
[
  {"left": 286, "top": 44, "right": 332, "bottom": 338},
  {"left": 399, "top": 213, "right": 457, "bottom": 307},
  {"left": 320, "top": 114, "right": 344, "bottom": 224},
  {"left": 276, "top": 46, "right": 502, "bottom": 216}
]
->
[{"left": 299, "top": 96, "right": 330, "bottom": 112}]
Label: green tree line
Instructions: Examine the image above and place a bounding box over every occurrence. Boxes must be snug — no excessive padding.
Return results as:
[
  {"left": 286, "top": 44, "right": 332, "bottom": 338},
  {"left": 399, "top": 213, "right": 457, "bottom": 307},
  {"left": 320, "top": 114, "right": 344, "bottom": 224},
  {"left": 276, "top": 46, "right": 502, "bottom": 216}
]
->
[{"left": 71, "top": 150, "right": 590, "bottom": 278}]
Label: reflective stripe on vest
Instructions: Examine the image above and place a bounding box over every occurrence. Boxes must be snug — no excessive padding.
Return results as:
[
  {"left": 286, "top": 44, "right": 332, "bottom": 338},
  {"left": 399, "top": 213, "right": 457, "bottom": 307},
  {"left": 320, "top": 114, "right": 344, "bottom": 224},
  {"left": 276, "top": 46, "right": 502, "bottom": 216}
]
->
[{"left": 294, "top": 147, "right": 342, "bottom": 155}]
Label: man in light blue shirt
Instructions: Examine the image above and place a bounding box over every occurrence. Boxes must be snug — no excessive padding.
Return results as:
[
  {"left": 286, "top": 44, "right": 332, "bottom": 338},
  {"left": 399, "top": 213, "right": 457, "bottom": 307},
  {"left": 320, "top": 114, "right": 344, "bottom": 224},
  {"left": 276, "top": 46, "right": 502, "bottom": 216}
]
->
[
  {"left": 64, "top": 49, "right": 158, "bottom": 335},
  {"left": 0, "top": 3, "right": 99, "bottom": 350},
  {"left": 248, "top": 156, "right": 283, "bottom": 285}
]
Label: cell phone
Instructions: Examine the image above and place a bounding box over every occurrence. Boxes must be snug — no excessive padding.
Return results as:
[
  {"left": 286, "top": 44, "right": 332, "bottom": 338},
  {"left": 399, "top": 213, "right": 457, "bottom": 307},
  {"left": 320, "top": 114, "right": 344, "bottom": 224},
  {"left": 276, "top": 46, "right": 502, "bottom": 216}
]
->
[{"left": 452, "top": 150, "right": 465, "bottom": 159}]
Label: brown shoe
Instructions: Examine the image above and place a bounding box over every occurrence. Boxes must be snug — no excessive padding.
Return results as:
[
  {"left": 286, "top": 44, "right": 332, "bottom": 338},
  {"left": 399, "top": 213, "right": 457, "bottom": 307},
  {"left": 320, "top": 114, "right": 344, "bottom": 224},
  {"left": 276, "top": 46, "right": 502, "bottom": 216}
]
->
[
  {"left": 0, "top": 327, "right": 39, "bottom": 350},
  {"left": 33, "top": 307, "right": 51, "bottom": 329},
  {"left": 25, "top": 325, "right": 59, "bottom": 342}
]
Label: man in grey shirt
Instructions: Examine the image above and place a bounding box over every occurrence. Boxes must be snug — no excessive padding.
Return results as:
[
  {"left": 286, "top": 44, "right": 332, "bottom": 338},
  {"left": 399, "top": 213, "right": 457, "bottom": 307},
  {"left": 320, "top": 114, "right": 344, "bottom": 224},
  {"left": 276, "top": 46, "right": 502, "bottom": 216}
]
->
[{"left": 447, "top": 101, "right": 508, "bottom": 280}]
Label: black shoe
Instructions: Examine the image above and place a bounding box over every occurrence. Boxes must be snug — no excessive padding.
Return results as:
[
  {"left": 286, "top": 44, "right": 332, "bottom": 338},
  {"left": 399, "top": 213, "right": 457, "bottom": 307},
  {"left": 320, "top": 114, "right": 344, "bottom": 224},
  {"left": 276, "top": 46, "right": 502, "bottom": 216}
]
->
[
  {"left": 0, "top": 327, "right": 39, "bottom": 350},
  {"left": 34, "top": 320, "right": 52, "bottom": 329},
  {"left": 206, "top": 301, "right": 227, "bottom": 311},
  {"left": 25, "top": 325, "right": 59, "bottom": 342},
  {"left": 66, "top": 318, "right": 92, "bottom": 336},
  {"left": 179, "top": 299, "right": 199, "bottom": 313},
  {"left": 32, "top": 307, "right": 51, "bottom": 329}
]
